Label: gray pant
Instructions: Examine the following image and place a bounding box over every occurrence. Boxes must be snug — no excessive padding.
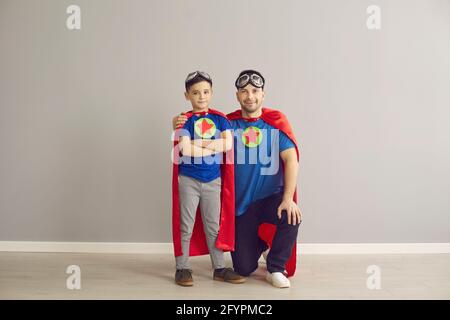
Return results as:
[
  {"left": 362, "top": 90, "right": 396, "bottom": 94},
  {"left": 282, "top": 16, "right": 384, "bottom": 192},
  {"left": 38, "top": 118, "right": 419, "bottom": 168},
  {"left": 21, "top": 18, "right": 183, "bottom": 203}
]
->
[{"left": 176, "top": 174, "right": 225, "bottom": 270}]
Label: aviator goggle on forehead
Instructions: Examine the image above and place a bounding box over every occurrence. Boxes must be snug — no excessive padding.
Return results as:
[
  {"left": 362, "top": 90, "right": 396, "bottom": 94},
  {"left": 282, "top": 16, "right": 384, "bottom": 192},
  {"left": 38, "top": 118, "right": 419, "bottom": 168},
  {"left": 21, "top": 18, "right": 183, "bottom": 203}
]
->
[
  {"left": 185, "top": 71, "right": 211, "bottom": 83},
  {"left": 235, "top": 72, "right": 265, "bottom": 89}
]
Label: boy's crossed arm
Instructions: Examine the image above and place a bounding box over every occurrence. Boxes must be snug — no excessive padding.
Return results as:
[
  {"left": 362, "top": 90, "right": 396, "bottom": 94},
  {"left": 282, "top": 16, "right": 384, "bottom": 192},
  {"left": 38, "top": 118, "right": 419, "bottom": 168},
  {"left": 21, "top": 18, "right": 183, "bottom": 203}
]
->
[
  {"left": 191, "top": 130, "right": 232, "bottom": 153},
  {"left": 179, "top": 130, "right": 232, "bottom": 157}
]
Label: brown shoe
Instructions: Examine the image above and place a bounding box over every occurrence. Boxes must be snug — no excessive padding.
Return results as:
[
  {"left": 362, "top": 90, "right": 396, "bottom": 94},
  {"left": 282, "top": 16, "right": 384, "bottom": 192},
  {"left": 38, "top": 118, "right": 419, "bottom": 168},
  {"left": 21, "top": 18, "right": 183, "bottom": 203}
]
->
[
  {"left": 213, "top": 268, "right": 246, "bottom": 284},
  {"left": 175, "top": 269, "right": 193, "bottom": 286}
]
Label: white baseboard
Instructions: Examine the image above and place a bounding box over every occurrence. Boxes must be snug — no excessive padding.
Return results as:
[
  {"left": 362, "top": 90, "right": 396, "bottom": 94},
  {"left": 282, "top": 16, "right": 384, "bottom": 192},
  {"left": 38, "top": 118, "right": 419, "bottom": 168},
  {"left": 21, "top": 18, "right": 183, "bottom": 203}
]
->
[
  {"left": 0, "top": 242, "right": 172, "bottom": 254},
  {"left": 0, "top": 242, "right": 449, "bottom": 254},
  {"left": 297, "top": 243, "right": 450, "bottom": 254}
]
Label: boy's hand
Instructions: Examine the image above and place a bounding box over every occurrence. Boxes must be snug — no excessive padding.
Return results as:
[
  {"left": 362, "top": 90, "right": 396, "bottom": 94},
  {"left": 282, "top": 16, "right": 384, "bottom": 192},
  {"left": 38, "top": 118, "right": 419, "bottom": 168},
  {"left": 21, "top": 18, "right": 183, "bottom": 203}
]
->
[
  {"left": 191, "top": 139, "right": 214, "bottom": 148},
  {"left": 173, "top": 112, "right": 188, "bottom": 130}
]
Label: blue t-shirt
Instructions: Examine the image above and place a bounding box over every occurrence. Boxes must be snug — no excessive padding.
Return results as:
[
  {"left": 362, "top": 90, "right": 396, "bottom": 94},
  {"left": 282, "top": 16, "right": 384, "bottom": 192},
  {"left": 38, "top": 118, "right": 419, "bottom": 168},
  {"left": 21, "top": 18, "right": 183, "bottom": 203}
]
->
[
  {"left": 178, "top": 112, "right": 232, "bottom": 183},
  {"left": 231, "top": 118, "right": 296, "bottom": 216}
]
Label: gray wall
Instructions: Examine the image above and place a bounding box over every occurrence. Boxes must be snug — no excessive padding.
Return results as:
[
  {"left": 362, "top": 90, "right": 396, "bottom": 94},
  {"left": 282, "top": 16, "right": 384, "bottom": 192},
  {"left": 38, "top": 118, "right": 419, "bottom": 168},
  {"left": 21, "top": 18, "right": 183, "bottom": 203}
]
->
[{"left": 1, "top": 0, "right": 449, "bottom": 243}]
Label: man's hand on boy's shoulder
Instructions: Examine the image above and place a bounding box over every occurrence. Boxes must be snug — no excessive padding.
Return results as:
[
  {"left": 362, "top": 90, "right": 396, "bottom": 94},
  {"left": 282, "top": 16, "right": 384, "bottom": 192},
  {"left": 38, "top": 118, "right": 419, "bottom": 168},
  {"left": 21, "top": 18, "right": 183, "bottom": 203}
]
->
[{"left": 172, "top": 112, "right": 188, "bottom": 130}]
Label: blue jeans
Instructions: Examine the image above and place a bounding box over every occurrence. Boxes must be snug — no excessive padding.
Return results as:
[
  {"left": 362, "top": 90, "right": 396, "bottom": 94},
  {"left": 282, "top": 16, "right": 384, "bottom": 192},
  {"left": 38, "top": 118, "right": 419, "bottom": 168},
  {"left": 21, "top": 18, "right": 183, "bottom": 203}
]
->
[{"left": 231, "top": 192, "right": 301, "bottom": 275}]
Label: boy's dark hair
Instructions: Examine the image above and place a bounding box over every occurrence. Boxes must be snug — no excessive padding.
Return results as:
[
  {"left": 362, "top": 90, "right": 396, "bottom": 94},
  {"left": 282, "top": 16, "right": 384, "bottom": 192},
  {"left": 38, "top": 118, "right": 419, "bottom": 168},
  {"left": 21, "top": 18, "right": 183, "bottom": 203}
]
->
[{"left": 185, "top": 71, "right": 213, "bottom": 91}]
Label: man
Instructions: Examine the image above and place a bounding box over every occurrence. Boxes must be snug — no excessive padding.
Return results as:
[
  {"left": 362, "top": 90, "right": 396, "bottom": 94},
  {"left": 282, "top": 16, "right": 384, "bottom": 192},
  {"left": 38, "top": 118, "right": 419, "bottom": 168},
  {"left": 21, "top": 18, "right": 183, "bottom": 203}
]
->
[{"left": 172, "top": 70, "right": 302, "bottom": 288}]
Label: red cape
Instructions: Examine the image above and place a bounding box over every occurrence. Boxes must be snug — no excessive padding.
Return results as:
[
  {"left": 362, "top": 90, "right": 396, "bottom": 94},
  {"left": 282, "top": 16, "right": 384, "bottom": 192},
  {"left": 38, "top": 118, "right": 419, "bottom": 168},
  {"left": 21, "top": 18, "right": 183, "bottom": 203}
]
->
[
  {"left": 227, "top": 107, "right": 300, "bottom": 277},
  {"left": 172, "top": 108, "right": 235, "bottom": 257}
]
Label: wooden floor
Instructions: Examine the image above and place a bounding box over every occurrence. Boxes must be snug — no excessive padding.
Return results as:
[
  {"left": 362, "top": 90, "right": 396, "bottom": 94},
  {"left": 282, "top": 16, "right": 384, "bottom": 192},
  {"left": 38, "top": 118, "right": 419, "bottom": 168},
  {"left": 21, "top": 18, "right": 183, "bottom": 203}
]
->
[{"left": 0, "top": 252, "right": 449, "bottom": 299}]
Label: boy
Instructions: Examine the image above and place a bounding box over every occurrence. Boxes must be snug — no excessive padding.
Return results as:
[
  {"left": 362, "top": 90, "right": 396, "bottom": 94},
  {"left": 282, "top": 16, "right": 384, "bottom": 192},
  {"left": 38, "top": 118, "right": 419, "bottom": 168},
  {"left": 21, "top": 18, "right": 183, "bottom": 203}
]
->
[{"left": 171, "top": 71, "right": 245, "bottom": 286}]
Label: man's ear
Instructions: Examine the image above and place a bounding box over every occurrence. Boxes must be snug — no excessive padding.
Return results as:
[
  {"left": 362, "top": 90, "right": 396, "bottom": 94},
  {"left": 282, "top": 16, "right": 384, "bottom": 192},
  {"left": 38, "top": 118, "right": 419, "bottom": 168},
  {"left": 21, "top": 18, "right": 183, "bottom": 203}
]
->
[
  {"left": 261, "top": 90, "right": 265, "bottom": 101},
  {"left": 235, "top": 91, "right": 239, "bottom": 102},
  {"left": 184, "top": 92, "right": 189, "bottom": 101}
]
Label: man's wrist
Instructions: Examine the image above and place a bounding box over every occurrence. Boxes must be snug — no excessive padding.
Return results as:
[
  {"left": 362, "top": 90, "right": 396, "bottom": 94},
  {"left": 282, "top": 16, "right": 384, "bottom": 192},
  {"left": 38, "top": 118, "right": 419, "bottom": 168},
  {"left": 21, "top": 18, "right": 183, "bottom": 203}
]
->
[{"left": 282, "top": 192, "right": 294, "bottom": 202}]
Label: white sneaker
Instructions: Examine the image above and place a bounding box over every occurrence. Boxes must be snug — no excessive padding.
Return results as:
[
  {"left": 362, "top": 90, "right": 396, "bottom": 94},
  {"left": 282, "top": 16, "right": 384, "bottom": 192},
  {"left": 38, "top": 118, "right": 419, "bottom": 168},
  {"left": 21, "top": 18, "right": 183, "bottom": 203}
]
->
[{"left": 266, "top": 272, "right": 291, "bottom": 288}]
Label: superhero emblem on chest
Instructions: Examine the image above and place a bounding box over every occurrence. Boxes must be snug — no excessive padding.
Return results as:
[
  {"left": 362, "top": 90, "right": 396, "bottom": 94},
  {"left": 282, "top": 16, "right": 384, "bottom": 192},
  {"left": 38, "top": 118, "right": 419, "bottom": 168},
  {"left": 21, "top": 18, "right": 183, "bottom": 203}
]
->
[
  {"left": 194, "top": 118, "right": 216, "bottom": 139},
  {"left": 242, "top": 126, "right": 263, "bottom": 148}
]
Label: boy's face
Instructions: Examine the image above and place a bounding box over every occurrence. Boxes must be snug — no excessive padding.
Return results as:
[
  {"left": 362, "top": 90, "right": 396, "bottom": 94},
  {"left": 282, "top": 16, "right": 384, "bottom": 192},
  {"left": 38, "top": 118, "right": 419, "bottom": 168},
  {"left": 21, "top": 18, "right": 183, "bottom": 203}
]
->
[
  {"left": 236, "top": 84, "right": 265, "bottom": 114},
  {"left": 185, "top": 81, "right": 212, "bottom": 111}
]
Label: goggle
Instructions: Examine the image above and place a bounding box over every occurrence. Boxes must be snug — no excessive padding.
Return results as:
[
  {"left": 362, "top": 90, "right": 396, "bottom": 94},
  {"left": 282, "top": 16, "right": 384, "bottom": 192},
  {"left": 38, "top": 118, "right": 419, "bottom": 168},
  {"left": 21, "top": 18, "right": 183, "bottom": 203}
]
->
[
  {"left": 235, "top": 73, "right": 264, "bottom": 89},
  {"left": 185, "top": 71, "right": 211, "bottom": 83}
]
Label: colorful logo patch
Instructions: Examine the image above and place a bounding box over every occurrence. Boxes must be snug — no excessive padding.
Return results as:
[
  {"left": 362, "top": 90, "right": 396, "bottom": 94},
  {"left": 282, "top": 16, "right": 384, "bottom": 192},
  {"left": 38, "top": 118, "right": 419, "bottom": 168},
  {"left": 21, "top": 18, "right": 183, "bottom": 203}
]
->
[
  {"left": 194, "top": 118, "right": 216, "bottom": 138},
  {"left": 242, "top": 126, "right": 263, "bottom": 148}
]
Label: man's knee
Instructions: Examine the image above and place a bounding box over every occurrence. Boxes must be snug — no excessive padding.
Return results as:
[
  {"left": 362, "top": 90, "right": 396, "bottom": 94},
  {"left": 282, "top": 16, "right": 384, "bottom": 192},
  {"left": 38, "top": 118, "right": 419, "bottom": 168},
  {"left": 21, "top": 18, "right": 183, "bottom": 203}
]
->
[
  {"left": 234, "top": 263, "right": 258, "bottom": 277},
  {"left": 231, "top": 252, "right": 259, "bottom": 276}
]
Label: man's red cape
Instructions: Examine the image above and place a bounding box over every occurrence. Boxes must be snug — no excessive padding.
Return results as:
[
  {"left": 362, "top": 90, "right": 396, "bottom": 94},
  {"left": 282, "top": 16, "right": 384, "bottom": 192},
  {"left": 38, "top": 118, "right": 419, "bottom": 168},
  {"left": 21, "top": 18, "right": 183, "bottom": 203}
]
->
[
  {"left": 227, "top": 107, "right": 300, "bottom": 277},
  {"left": 172, "top": 108, "right": 235, "bottom": 257}
]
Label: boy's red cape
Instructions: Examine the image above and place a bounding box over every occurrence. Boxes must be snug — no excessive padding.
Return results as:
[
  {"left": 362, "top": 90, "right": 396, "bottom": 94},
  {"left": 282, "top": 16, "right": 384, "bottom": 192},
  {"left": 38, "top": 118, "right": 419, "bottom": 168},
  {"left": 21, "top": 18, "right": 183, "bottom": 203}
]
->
[
  {"left": 172, "top": 108, "right": 235, "bottom": 257},
  {"left": 227, "top": 107, "right": 300, "bottom": 277}
]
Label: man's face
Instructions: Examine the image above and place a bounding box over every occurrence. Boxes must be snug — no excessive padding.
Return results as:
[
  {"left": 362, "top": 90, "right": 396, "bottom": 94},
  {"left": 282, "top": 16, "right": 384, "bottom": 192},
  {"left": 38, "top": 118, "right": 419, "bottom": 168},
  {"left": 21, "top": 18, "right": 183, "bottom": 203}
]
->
[
  {"left": 185, "top": 81, "right": 212, "bottom": 110},
  {"left": 236, "top": 84, "right": 265, "bottom": 114}
]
